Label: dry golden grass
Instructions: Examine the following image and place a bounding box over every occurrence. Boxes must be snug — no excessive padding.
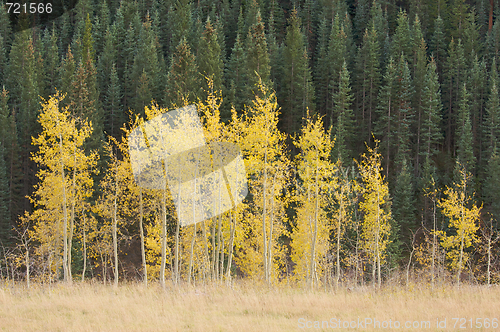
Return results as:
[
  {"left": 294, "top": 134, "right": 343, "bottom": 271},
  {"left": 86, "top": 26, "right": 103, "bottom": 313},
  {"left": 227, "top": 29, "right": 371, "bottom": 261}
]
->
[{"left": 0, "top": 280, "right": 499, "bottom": 331}]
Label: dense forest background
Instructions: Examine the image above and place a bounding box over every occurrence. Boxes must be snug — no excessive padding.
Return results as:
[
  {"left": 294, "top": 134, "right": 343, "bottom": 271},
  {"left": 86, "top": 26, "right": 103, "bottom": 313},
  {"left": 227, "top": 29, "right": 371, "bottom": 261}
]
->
[{"left": 0, "top": 0, "right": 500, "bottom": 287}]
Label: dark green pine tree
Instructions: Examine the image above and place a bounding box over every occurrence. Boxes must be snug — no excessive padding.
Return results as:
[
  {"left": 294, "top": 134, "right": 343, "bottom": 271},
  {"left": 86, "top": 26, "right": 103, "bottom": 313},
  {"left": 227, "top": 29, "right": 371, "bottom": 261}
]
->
[
  {"left": 443, "top": 38, "right": 466, "bottom": 153},
  {"left": 369, "top": 0, "right": 388, "bottom": 66},
  {"left": 165, "top": 37, "right": 201, "bottom": 108},
  {"left": 7, "top": 31, "right": 43, "bottom": 213},
  {"left": 98, "top": 28, "right": 118, "bottom": 119},
  {"left": 394, "top": 56, "right": 414, "bottom": 172},
  {"left": 412, "top": 38, "right": 428, "bottom": 175},
  {"left": 169, "top": 0, "right": 193, "bottom": 54},
  {"left": 486, "top": 16, "right": 500, "bottom": 61},
  {"left": 483, "top": 145, "right": 500, "bottom": 229},
  {"left": 467, "top": 54, "right": 487, "bottom": 166},
  {"left": 390, "top": 156, "right": 415, "bottom": 263},
  {"left": 483, "top": 59, "right": 500, "bottom": 162},
  {"left": 267, "top": 9, "right": 282, "bottom": 96},
  {"left": 104, "top": 63, "right": 123, "bottom": 139},
  {"left": 42, "top": 25, "right": 60, "bottom": 96},
  {"left": 463, "top": 10, "right": 482, "bottom": 61},
  {"left": 132, "top": 14, "right": 163, "bottom": 112},
  {"left": 280, "top": 9, "right": 315, "bottom": 134},
  {"left": 355, "top": 22, "right": 380, "bottom": 146},
  {"left": 314, "top": 16, "right": 331, "bottom": 117},
  {"left": 332, "top": 61, "right": 355, "bottom": 164},
  {"left": 197, "top": 17, "right": 224, "bottom": 99},
  {"left": 353, "top": 0, "right": 370, "bottom": 43},
  {"left": 456, "top": 83, "right": 476, "bottom": 172},
  {"left": 449, "top": 0, "right": 470, "bottom": 41},
  {"left": 93, "top": 0, "right": 110, "bottom": 56},
  {"left": 326, "top": 14, "right": 348, "bottom": 126},
  {"left": 375, "top": 57, "right": 398, "bottom": 178},
  {"left": 391, "top": 9, "right": 412, "bottom": 64},
  {"left": 244, "top": 11, "right": 271, "bottom": 100},
  {"left": 0, "top": 0, "right": 11, "bottom": 87},
  {"left": 225, "top": 33, "right": 247, "bottom": 113},
  {"left": 420, "top": 58, "right": 443, "bottom": 161},
  {"left": 429, "top": 15, "right": 447, "bottom": 80},
  {"left": 0, "top": 142, "right": 10, "bottom": 247}
]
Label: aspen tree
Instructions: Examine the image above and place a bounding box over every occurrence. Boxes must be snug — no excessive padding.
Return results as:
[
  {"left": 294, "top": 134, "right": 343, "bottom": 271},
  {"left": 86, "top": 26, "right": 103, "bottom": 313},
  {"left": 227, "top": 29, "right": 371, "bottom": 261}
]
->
[
  {"left": 356, "top": 141, "right": 391, "bottom": 287},
  {"left": 30, "top": 92, "right": 97, "bottom": 283},
  {"left": 437, "top": 163, "right": 480, "bottom": 286},
  {"left": 235, "top": 80, "right": 288, "bottom": 282},
  {"left": 291, "top": 114, "right": 333, "bottom": 289}
]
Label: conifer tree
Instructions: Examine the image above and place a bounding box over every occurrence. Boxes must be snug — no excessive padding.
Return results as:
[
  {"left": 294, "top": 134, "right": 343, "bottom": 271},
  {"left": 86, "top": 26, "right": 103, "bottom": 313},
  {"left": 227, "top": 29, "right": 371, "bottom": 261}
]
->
[
  {"left": 355, "top": 23, "right": 381, "bottom": 145},
  {"left": 421, "top": 58, "right": 443, "bottom": 161},
  {"left": 225, "top": 33, "right": 247, "bottom": 112},
  {"left": 429, "top": 15, "right": 447, "bottom": 78},
  {"left": 484, "top": 145, "right": 500, "bottom": 229},
  {"left": 443, "top": 38, "right": 466, "bottom": 153},
  {"left": 375, "top": 57, "right": 398, "bottom": 178},
  {"left": 484, "top": 59, "right": 500, "bottom": 160},
  {"left": 456, "top": 84, "right": 476, "bottom": 171},
  {"left": 280, "top": 9, "right": 315, "bottom": 134},
  {"left": 0, "top": 143, "right": 9, "bottom": 246},
  {"left": 198, "top": 18, "right": 224, "bottom": 100},
  {"left": 391, "top": 10, "right": 412, "bottom": 63},
  {"left": 245, "top": 11, "right": 271, "bottom": 99},
  {"left": 391, "top": 157, "right": 415, "bottom": 261},
  {"left": 332, "top": 61, "right": 355, "bottom": 163},
  {"left": 165, "top": 37, "right": 200, "bottom": 107},
  {"left": 169, "top": 0, "right": 193, "bottom": 54}
]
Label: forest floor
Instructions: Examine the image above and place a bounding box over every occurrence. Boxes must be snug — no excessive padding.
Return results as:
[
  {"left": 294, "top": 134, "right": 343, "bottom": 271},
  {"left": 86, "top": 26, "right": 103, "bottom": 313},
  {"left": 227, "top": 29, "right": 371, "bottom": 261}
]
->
[{"left": 0, "top": 280, "right": 498, "bottom": 331}]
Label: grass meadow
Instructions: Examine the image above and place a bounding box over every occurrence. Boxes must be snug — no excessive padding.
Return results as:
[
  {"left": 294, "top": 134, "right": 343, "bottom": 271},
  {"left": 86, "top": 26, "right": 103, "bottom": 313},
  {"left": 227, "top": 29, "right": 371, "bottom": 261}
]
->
[{"left": 0, "top": 280, "right": 499, "bottom": 331}]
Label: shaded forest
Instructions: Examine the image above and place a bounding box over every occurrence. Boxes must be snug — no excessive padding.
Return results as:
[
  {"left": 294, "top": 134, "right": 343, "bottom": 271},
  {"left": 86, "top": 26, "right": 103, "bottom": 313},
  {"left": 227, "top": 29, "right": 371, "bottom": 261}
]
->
[{"left": 0, "top": 0, "right": 500, "bottom": 287}]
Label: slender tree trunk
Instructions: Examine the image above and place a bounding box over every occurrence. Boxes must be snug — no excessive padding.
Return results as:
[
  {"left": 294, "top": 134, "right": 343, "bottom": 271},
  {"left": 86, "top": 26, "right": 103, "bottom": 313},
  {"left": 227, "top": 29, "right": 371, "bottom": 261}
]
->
[
  {"left": 226, "top": 212, "right": 236, "bottom": 284},
  {"left": 188, "top": 222, "right": 197, "bottom": 284},
  {"left": 160, "top": 189, "right": 167, "bottom": 287},
  {"left": 310, "top": 148, "right": 320, "bottom": 290},
  {"left": 59, "top": 132, "right": 69, "bottom": 283},
  {"left": 113, "top": 174, "right": 119, "bottom": 287},
  {"left": 82, "top": 215, "right": 87, "bottom": 282},
  {"left": 139, "top": 189, "right": 147, "bottom": 286},
  {"left": 336, "top": 189, "right": 342, "bottom": 288},
  {"left": 262, "top": 149, "right": 268, "bottom": 282}
]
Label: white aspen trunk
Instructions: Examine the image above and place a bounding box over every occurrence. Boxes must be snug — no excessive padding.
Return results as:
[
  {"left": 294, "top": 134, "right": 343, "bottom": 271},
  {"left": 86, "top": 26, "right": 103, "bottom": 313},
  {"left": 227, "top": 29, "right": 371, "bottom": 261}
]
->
[
  {"left": 174, "top": 177, "right": 181, "bottom": 285},
  {"left": 160, "top": 189, "right": 167, "bottom": 287},
  {"left": 431, "top": 197, "right": 437, "bottom": 287},
  {"left": 188, "top": 222, "right": 197, "bottom": 284},
  {"left": 82, "top": 215, "right": 86, "bottom": 282},
  {"left": 139, "top": 189, "right": 147, "bottom": 286},
  {"left": 336, "top": 187, "right": 343, "bottom": 288},
  {"left": 310, "top": 149, "right": 319, "bottom": 290},
  {"left": 202, "top": 220, "right": 209, "bottom": 283},
  {"left": 226, "top": 212, "right": 236, "bottom": 284},
  {"left": 487, "top": 234, "right": 491, "bottom": 286},
  {"left": 68, "top": 151, "right": 77, "bottom": 284},
  {"left": 262, "top": 151, "right": 268, "bottom": 282},
  {"left": 267, "top": 173, "right": 277, "bottom": 284},
  {"left": 25, "top": 243, "right": 29, "bottom": 288},
  {"left": 113, "top": 173, "right": 119, "bottom": 287},
  {"left": 59, "top": 132, "right": 69, "bottom": 283}
]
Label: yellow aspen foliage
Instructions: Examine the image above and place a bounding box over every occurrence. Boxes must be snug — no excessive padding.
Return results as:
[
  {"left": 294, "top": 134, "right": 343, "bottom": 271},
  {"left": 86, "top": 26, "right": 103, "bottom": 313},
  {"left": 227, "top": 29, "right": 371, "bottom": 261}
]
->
[
  {"left": 437, "top": 164, "right": 481, "bottom": 285},
  {"left": 233, "top": 80, "right": 289, "bottom": 282},
  {"left": 356, "top": 141, "right": 391, "bottom": 287},
  {"left": 291, "top": 113, "right": 333, "bottom": 288},
  {"left": 30, "top": 92, "right": 97, "bottom": 283}
]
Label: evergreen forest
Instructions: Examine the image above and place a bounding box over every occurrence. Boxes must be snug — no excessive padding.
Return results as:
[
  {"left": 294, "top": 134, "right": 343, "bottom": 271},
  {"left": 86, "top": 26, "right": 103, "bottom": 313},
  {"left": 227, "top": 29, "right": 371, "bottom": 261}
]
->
[{"left": 1, "top": 0, "right": 500, "bottom": 288}]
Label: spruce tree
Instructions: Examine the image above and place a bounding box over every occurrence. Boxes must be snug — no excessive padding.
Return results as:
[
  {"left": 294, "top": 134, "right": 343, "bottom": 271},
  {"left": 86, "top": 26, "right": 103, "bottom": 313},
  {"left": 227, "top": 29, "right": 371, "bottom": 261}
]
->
[
  {"left": 355, "top": 23, "right": 380, "bottom": 145},
  {"left": 391, "top": 9, "right": 412, "bottom": 63},
  {"left": 169, "top": 0, "right": 193, "bottom": 54},
  {"left": 225, "top": 33, "right": 247, "bottom": 112},
  {"left": 197, "top": 17, "right": 223, "bottom": 98},
  {"left": 390, "top": 157, "right": 415, "bottom": 263},
  {"left": 0, "top": 143, "right": 10, "bottom": 247},
  {"left": 280, "top": 9, "right": 315, "bottom": 134},
  {"left": 456, "top": 83, "right": 476, "bottom": 171},
  {"left": 429, "top": 15, "right": 447, "bottom": 79},
  {"left": 332, "top": 61, "right": 355, "bottom": 163},
  {"left": 483, "top": 59, "right": 500, "bottom": 161},
  {"left": 245, "top": 11, "right": 271, "bottom": 99},
  {"left": 165, "top": 37, "right": 200, "bottom": 107},
  {"left": 421, "top": 58, "right": 443, "bottom": 161},
  {"left": 375, "top": 57, "right": 398, "bottom": 178},
  {"left": 484, "top": 145, "right": 500, "bottom": 228}
]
